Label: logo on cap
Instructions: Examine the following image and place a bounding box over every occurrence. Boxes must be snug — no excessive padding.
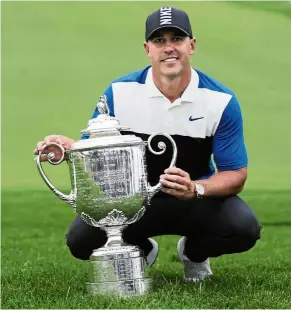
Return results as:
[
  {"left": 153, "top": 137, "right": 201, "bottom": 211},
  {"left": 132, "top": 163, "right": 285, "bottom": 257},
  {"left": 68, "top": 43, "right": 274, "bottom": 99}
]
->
[{"left": 160, "top": 7, "right": 172, "bottom": 25}]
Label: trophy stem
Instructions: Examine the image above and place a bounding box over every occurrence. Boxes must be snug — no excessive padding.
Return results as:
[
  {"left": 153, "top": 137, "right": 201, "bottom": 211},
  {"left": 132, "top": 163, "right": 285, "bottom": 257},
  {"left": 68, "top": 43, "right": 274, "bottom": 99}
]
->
[{"left": 102, "top": 225, "right": 127, "bottom": 247}]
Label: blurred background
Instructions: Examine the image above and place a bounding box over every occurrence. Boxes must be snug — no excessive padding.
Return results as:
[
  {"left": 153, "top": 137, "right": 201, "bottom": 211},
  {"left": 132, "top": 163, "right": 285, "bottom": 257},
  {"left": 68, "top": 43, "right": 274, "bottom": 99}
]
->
[{"left": 2, "top": 1, "right": 290, "bottom": 191}]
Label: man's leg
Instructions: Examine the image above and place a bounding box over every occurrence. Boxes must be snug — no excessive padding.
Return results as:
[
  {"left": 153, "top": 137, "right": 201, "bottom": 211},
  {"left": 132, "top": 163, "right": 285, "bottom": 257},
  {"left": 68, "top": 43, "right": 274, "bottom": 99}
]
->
[
  {"left": 65, "top": 194, "right": 190, "bottom": 261},
  {"left": 174, "top": 195, "right": 261, "bottom": 282},
  {"left": 182, "top": 195, "right": 261, "bottom": 262},
  {"left": 66, "top": 216, "right": 107, "bottom": 260},
  {"left": 66, "top": 215, "right": 159, "bottom": 261},
  {"left": 66, "top": 194, "right": 261, "bottom": 266}
]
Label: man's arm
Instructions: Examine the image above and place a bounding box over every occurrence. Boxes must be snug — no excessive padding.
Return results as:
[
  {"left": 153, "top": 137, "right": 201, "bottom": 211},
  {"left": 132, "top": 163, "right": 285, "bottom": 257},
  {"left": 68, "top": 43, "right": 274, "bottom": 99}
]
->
[
  {"left": 195, "top": 167, "right": 247, "bottom": 197},
  {"left": 206, "top": 94, "right": 248, "bottom": 196},
  {"left": 160, "top": 94, "right": 248, "bottom": 199},
  {"left": 160, "top": 167, "right": 247, "bottom": 199}
]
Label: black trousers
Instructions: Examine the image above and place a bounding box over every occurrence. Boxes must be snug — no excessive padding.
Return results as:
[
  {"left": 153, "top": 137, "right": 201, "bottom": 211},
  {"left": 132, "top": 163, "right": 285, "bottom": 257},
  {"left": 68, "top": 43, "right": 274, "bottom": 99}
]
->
[{"left": 66, "top": 194, "right": 261, "bottom": 262}]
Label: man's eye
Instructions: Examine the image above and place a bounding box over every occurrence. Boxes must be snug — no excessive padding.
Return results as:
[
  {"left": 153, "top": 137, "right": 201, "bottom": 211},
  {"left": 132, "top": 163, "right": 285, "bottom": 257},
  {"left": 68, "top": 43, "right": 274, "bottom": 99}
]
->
[
  {"left": 153, "top": 38, "right": 164, "bottom": 43},
  {"left": 173, "top": 36, "right": 183, "bottom": 42}
]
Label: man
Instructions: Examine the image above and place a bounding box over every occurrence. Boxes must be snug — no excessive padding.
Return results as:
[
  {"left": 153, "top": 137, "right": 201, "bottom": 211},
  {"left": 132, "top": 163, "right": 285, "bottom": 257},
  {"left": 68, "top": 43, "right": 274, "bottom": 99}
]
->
[{"left": 34, "top": 7, "right": 261, "bottom": 282}]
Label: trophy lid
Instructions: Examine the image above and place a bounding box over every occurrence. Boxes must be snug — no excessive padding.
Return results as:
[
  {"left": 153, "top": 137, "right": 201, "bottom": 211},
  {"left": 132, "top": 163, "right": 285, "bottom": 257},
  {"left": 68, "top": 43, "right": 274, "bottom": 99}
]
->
[
  {"left": 69, "top": 134, "right": 144, "bottom": 152},
  {"left": 68, "top": 95, "right": 145, "bottom": 152},
  {"left": 80, "top": 95, "right": 129, "bottom": 137}
]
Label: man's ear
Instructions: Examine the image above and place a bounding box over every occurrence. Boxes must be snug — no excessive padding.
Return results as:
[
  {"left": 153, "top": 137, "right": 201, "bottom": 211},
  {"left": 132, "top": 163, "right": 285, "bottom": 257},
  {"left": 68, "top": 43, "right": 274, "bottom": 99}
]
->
[
  {"left": 144, "top": 41, "right": 150, "bottom": 56},
  {"left": 189, "top": 38, "right": 196, "bottom": 55}
]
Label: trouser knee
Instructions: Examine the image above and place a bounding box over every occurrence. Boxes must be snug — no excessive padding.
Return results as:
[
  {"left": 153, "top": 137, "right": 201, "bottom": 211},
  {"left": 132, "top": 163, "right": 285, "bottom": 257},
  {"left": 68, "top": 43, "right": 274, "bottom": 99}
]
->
[
  {"left": 185, "top": 225, "right": 261, "bottom": 261},
  {"left": 66, "top": 238, "right": 91, "bottom": 260},
  {"left": 213, "top": 195, "right": 261, "bottom": 255},
  {"left": 65, "top": 232, "right": 95, "bottom": 260},
  {"left": 230, "top": 220, "right": 262, "bottom": 252},
  {"left": 65, "top": 223, "right": 107, "bottom": 261},
  {"left": 184, "top": 204, "right": 262, "bottom": 259}
]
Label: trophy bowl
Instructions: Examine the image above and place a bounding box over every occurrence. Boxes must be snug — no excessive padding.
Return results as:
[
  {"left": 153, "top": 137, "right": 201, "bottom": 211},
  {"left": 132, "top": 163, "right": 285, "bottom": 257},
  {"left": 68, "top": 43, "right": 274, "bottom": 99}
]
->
[{"left": 36, "top": 96, "right": 177, "bottom": 296}]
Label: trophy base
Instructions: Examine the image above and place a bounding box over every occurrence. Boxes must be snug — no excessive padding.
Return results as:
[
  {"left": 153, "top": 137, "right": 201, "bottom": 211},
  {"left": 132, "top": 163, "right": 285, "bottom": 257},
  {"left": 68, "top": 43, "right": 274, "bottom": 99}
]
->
[
  {"left": 87, "top": 278, "right": 152, "bottom": 296},
  {"left": 87, "top": 244, "right": 152, "bottom": 297}
]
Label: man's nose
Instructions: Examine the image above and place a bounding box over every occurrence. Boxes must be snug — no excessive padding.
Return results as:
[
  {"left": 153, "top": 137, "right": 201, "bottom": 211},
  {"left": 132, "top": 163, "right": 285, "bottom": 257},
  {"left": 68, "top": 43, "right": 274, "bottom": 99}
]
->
[{"left": 163, "top": 41, "right": 175, "bottom": 52}]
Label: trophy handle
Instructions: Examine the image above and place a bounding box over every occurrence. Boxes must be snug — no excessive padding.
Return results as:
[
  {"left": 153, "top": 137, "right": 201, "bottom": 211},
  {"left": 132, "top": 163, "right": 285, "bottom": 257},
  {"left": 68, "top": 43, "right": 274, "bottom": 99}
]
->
[
  {"left": 36, "top": 143, "right": 76, "bottom": 207},
  {"left": 146, "top": 133, "right": 177, "bottom": 203}
]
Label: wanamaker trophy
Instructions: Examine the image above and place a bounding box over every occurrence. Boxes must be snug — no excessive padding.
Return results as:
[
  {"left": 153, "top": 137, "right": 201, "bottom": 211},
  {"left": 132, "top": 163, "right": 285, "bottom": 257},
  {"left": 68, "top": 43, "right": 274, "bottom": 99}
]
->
[{"left": 36, "top": 95, "right": 177, "bottom": 296}]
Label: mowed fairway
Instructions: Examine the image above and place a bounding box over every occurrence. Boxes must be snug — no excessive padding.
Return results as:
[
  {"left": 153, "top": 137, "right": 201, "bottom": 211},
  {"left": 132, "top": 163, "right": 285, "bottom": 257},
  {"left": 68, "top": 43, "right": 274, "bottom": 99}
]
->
[{"left": 2, "top": 1, "right": 291, "bottom": 309}]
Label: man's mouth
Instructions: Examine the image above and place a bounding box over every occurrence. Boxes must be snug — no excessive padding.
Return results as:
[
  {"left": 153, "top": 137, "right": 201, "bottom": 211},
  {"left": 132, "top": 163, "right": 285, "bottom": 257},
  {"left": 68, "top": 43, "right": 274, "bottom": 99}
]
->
[{"left": 161, "top": 57, "right": 179, "bottom": 62}]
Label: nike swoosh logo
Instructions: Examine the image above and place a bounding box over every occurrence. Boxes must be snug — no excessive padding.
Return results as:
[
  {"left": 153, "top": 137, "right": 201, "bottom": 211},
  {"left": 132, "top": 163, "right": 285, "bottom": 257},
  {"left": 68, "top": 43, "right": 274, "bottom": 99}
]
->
[{"left": 189, "top": 116, "right": 204, "bottom": 121}]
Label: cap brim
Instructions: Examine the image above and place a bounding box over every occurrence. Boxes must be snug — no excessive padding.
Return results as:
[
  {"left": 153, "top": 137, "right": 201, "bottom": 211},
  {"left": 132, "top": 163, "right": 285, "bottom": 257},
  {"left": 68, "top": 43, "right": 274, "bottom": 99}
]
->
[{"left": 146, "top": 25, "right": 192, "bottom": 41}]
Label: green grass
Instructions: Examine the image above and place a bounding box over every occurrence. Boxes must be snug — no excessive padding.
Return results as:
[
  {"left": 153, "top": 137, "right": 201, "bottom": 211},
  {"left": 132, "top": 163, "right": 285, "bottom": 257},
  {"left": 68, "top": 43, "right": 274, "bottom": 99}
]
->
[
  {"left": 2, "top": 189, "right": 291, "bottom": 308},
  {"left": 2, "top": 1, "right": 291, "bottom": 308}
]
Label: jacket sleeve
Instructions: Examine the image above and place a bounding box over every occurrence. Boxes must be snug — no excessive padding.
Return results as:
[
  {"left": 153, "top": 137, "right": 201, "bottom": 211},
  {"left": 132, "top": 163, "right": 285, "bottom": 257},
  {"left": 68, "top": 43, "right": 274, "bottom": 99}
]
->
[{"left": 213, "top": 95, "right": 248, "bottom": 171}]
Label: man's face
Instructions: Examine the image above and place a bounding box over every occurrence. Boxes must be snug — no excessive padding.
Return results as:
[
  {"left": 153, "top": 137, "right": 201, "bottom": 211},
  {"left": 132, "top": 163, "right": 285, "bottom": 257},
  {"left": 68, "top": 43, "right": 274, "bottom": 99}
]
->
[{"left": 144, "top": 28, "right": 196, "bottom": 79}]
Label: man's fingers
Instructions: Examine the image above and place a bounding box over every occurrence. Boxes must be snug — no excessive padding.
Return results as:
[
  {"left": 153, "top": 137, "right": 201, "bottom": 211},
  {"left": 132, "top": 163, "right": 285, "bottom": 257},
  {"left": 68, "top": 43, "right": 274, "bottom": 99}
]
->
[
  {"left": 159, "top": 178, "right": 188, "bottom": 191},
  {"left": 62, "top": 141, "right": 73, "bottom": 149},
  {"left": 160, "top": 168, "right": 194, "bottom": 200},
  {"left": 34, "top": 135, "right": 74, "bottom": 162},
  {"left": 33, "top": 153, "right": 48, "bottom": 162},
  {"left": 42, "top": 135, "right": 67, "bottom": 149},
  {"left": 36, "top": 143, "right": 51, "bottom": 154},
  {"left": 44, "top": 134, "right": 69, "bottom": 145},
  {"left": 37, "top": 141, "right": 45, "bottom": 151},
  {"left": 55, "top": 138, "right": 63, "bottom": 145},
  {"left": 161, "top": 187, "right": 183, "bottom": 196},
  {"left": 160, "top": 174, "right": 191, "bottom": 187},
  {"left": 44, "top": 135, "right": 60, "bottom": 145},
  {"left": 164, "top": 167, "right": 189, "bottom": 178},
  {"left": 34, "top": 148, "right": 45, "bottom": 156},
  {"left": 47, "top": 135, "right": 73, "bottom": 149},
  {"left": 161, "top": 187, "right": 174, "bottom": 195},
  {"left": 40, "top": 154, "right": 48, "bottom": 162}
]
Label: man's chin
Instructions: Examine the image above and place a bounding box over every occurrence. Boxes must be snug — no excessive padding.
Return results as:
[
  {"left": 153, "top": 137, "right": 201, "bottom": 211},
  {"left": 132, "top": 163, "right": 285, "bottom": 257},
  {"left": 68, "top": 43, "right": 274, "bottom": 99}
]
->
[{"left": 161, "top": 69, "right": 182, "bottom": 79}]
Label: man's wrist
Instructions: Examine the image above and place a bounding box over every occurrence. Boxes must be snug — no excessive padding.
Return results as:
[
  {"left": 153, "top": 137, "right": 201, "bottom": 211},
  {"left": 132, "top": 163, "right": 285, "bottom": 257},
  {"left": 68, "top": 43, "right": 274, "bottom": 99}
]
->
[{"left": 193, "top": 181, "right": 205, "bottom": 199}]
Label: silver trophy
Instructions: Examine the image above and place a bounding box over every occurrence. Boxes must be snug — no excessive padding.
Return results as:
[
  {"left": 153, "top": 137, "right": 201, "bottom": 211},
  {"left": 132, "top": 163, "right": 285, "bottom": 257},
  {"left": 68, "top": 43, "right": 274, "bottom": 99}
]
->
[{"left": 36, "top": 95, "right": 177, "bottom": 297}]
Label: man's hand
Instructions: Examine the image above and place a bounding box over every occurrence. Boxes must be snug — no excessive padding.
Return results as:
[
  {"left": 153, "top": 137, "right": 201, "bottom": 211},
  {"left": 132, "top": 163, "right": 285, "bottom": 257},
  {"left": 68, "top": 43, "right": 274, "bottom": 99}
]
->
[
  {"left": 159, "top": 167, "right": 196, "bottom": 200},
  {"left": 33, "top": 135, "right": 75, "bottom": 162}
]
